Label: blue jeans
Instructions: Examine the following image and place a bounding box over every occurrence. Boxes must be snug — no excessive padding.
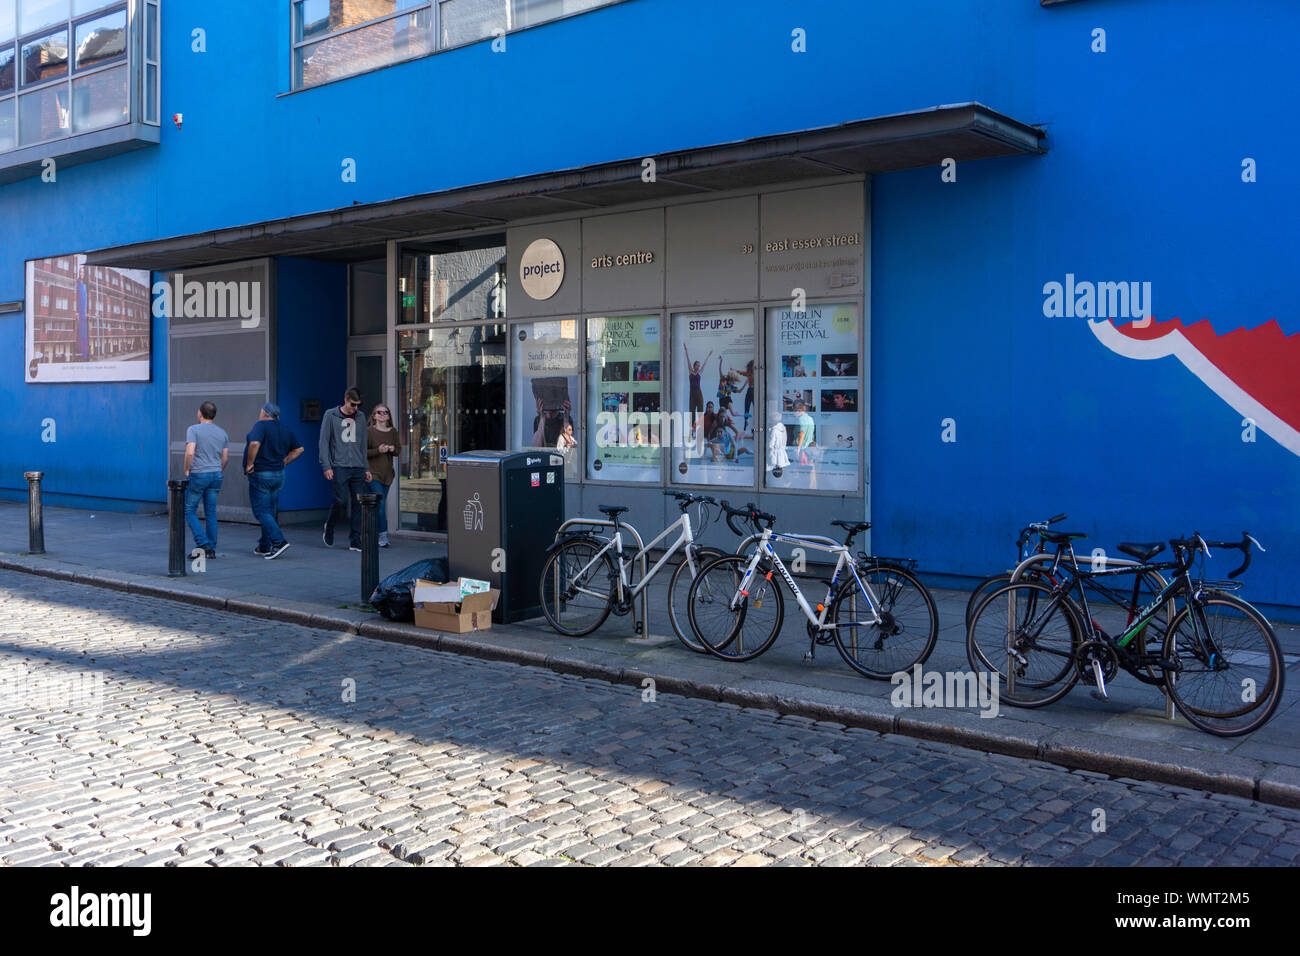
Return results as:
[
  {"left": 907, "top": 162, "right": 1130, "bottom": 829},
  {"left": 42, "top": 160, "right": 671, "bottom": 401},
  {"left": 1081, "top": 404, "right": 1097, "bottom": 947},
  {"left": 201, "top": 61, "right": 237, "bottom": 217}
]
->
[
  {"left": 366, "top": 479, "right": 391, "bottom": 534},
  {"left": 184, "top": 471, "right": 223, "bottom": 550},
  {"left": 248, "top": 470, "right": 287, "bottom": 550}
]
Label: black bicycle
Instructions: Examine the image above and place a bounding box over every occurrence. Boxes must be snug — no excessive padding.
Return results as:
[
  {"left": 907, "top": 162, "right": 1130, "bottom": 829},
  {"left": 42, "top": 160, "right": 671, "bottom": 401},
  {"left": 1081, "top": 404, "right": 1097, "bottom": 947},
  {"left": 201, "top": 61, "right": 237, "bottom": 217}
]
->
[{"left": 966, "top": 531, "right": 1283, "bottom": 737}]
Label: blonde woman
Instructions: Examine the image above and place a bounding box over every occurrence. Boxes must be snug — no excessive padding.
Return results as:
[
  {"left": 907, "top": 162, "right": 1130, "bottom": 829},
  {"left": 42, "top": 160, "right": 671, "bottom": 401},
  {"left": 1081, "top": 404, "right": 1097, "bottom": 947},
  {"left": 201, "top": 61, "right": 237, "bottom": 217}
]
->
[{"left": 366, "top": 404, "right": 401, "bottom": 547}]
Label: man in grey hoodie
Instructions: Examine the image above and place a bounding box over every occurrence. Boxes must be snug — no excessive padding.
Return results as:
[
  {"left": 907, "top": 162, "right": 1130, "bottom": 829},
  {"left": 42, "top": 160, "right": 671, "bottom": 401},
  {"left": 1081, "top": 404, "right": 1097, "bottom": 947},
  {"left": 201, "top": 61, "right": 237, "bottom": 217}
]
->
[{"left": 319, "top": 387, "right": 373, "bottom": 550}]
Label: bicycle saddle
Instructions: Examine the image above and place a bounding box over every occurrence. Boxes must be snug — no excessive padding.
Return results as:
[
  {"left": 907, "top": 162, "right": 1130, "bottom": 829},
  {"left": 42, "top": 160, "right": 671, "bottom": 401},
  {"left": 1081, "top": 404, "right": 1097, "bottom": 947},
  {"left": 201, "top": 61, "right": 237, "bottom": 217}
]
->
[
  {"left": 1118, "top": 541, "right": 1165, "bottom": 562},
  {"left": 1040, "top": 529, "right": 1087, "bottom": 544},
  {"left": 832, "top": 520, "right": 870, "bottom": 533},
  {"left": 598, "top": 505, "right": 629, "bottom": 518}
]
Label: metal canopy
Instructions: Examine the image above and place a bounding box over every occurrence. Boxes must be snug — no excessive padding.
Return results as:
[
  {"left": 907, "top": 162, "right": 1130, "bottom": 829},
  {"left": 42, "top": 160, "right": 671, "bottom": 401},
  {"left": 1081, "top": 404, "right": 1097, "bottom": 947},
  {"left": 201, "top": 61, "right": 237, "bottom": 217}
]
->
[{"left": 85, "top": 103, "right": 1046, "bottom": 270}]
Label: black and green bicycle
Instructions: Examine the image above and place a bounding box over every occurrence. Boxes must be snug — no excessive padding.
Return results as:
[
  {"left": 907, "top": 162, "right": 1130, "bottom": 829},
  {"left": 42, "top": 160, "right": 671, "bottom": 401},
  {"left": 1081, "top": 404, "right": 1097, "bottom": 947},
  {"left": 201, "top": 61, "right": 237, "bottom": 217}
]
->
[{"left": 966, "top": 530, "right": 1283, "bottom": 737}]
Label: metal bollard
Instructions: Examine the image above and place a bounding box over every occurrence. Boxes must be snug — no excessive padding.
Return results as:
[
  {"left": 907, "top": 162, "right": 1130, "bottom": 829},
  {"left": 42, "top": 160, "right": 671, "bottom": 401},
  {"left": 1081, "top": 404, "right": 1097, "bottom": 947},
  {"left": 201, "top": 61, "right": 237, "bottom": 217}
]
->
[
  {"left": 167, "top": 479, "right": 188, "bottom": 577},
  {"left": 359, "top": 492, "right": 380, "bottom": 604},
  {"left": 24, "top": 471, "right": 45, "bottom": 555}
]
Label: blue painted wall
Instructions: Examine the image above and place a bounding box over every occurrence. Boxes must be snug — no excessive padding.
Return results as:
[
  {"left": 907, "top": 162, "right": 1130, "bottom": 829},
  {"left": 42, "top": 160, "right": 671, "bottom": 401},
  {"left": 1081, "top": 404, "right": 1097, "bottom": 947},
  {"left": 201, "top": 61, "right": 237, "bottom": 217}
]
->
[
  {"left": 1, "top": 0, "right": 1295, "bottom": 607},
  {"left": 274, "top": 257, "right": 347, "bottom": 512}
]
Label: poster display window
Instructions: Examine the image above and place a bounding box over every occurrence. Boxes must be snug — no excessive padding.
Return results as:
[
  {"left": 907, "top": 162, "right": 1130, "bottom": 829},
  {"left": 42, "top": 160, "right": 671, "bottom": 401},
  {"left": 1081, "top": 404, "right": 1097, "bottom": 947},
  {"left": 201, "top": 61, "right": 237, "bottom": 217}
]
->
[
  {"left": 513, "top": 320, "right": 581, "bottom": 469},
  {"left": 764, "top": 303, "right": 860, "bottom": 492},
  {"left": 586, "top": 314, "right": 663, "bottom": 482},
  {"left": 670, "top": 308, "right": 757, "bottom": 487}
]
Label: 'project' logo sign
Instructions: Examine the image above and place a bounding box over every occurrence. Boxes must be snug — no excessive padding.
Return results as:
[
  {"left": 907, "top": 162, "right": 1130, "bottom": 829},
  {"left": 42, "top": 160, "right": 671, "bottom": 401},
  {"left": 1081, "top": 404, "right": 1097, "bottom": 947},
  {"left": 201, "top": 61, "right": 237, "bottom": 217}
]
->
[{"left": 520, "top": 238, "right": 564, "bottom": 301}]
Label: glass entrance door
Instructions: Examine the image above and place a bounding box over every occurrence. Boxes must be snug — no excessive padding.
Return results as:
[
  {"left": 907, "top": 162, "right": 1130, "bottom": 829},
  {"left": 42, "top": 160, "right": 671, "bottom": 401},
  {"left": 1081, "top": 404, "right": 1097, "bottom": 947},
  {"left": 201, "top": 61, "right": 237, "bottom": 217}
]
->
[{"left": 397, "top": 323, "right": 506, "bottom": 531}]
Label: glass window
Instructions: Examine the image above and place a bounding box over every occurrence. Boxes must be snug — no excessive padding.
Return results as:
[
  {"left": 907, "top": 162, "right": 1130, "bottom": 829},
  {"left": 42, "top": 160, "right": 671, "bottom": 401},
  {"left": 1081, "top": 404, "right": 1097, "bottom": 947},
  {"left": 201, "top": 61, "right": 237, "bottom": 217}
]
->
[
  {"left": 512, "top": 0, "right": 607, "bottom": 29},
  {"left": 20, "top": 0, "right": 68, "bottom": 36},
  {"left": 0, "top": 3, "right": 14, "bottom": 44},
  {"left": 764, "top": 303, "right": 860, "bottom": 492},
  {"left": 0, "top": 102, "right": 14, "bottom": 149},
  {"left": 586, "top": 314, "right": 661, "bottom": 482},
  {"left": 349, "top": 260, "right": 387, "bottom": 335},
  {"left": 21, "top": 28, "right": 67, "bottom": 85},
  {"left": 145, "top": 2, "right": 156, "bottom": 59},
  {"left": 512, "top": 319, "right": 580, "bottom": 452},
  {"left": 296, "top": 0, "right": 427, "bottom": 42},
  {"left": 145, "top": 61, "right": 156, "bottom": 122},
  {"left": 73, "top": 7, "right": 125, "bottom": 71},
  {"left": 398, "top": 246, "right": 505, "bottom": 325},
  {"left": 670, "top": 309, "right": 756, "bottom": 488},
  {"left": 18, "top": 81, "right": 68, "bottom": 143},
  {"left": 0, "top": 45, "right": 15, "bottom": 92},
  {"left": 397, "top": 324, "right": 506, "bottom": 531},
  {"left": 295, "top": 9, "right": 431, "bottom": 89},
  {"left": 439, "top": 0, "right": 506, "bottom": 48},
  {"left": 71, "top": 60, "right": 124, "bottom": 131}
]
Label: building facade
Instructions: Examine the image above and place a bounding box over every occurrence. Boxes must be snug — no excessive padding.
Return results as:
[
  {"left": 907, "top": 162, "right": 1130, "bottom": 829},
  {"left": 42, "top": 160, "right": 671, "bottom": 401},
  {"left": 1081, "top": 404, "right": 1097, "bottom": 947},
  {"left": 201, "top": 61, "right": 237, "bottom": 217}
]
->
[{"left": 2, "top": 0, "right": 1297, "bottom": 614}]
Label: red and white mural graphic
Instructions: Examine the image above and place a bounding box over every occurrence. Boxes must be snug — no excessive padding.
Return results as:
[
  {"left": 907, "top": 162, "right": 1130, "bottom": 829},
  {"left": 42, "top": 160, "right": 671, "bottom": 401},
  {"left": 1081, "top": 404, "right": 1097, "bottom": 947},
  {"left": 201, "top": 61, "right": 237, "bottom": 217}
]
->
[{"left": 1089, "top": 317, "right": 1300, "bottom": 457}]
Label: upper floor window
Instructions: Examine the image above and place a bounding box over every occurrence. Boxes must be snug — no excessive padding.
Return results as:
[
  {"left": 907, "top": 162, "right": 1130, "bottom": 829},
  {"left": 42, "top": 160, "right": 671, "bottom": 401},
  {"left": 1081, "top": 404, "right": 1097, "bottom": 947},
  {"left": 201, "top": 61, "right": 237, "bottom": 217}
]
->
[
  {"left": 0, "top": 0, "right": 159, "bottom": 166},
  {"left": 291, "top": 0, "right": 620, "bottom": 90}
]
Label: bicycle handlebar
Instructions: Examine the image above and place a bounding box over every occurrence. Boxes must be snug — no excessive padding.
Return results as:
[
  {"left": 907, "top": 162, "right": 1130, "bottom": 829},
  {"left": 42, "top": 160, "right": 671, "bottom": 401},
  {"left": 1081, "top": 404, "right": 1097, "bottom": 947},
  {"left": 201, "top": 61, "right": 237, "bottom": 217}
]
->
[
  {"left": 720, "top": 500, "right": 775, "bottom": 536},
  {"left": 664, "top": 490, "right": 717, "bottom": 511},
  {"left": 1017, "top": 513, "right": 1068, "bottom": 547},
  {"left": 1203, "top": 532, "right": 1264, "bottom": 579}
]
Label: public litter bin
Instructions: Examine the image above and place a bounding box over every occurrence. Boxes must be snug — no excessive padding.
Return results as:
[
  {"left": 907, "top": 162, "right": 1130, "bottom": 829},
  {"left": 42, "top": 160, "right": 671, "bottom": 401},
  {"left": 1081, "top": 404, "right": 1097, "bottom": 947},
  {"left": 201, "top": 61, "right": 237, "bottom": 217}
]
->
[{"left": 446, "top": 449, "right": 566, "bottom": 623}]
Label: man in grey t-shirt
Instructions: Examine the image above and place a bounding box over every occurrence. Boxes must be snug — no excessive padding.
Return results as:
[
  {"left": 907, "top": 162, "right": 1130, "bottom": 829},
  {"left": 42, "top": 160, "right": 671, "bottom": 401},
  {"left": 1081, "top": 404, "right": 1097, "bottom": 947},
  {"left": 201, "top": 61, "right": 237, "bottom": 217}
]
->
[{"left": 184, "top": 401, "right": 230, "bottom": 558}]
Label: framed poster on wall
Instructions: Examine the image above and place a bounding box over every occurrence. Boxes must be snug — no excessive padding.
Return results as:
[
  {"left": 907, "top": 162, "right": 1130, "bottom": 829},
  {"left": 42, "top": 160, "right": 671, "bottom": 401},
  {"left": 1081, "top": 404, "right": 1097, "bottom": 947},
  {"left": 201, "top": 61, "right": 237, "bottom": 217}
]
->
[
  {"left": 765, "top": 302, "right": 860, "bottom": 492},
  {"left": 512, "top": 318, "right": 581, "bottom": 455},
  {"left": 25, "top": 253, "right": 152, "bottom": 383},
  {"left": 670, "top": 308, "right": 757, "bottom": 487},
  {"left": 587, "top": 314, "right": 663, "bottom": 482}
]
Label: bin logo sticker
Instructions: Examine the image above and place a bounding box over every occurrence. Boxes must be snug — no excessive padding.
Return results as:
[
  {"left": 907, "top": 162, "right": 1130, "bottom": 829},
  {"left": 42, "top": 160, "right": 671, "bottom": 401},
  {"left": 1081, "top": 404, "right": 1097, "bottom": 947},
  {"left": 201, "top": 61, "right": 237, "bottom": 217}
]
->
[
  {"left": 463, "top": 493, "right": 484, "bottom": 532},
  {"left": 531, "top": 471, "right": 540, "bottom": 487},
  {"left": 546, "top": 471, "right": 556, "bottom": 484}
]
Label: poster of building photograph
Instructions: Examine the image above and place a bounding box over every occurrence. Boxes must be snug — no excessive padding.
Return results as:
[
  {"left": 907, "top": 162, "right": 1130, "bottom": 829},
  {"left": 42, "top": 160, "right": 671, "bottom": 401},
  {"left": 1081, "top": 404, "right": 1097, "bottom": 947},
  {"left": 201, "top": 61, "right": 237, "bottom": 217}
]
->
[
  {"left": 25, "top": 254, "right": 152, "bottom": 383},
  {"left": 586, "top": 314, "right": 662, "bottom": 482},
  {"left": 765, "top": 303, "right": 860, "bottom": 491},
  {"left": 671, "top": 309, "right": 756, "bottom": 487}
]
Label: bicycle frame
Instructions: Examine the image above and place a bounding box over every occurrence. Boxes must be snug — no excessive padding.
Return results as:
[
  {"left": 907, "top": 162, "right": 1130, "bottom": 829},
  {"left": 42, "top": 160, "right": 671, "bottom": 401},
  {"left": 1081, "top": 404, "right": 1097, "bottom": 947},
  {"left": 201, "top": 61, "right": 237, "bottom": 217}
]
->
[
  {"left": 560, "top": 509, "right": 700, "bottom": 606},
  {"left": 731, "top": 528, "right": 882, "bottom": 630}
]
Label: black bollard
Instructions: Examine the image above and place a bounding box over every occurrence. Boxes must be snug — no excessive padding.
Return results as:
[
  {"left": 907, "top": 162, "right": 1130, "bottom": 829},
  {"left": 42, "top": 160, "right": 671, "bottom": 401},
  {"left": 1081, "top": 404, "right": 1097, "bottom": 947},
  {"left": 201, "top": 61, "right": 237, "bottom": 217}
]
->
[
  {"left": 359, "top": 493, "right": 380, "bottom": 604},
  {"left": 24, "top": 471, "right": 45, "bottom": 555},
  {"left": 167, "top": 479, "right": 188, "bottom": 577}
]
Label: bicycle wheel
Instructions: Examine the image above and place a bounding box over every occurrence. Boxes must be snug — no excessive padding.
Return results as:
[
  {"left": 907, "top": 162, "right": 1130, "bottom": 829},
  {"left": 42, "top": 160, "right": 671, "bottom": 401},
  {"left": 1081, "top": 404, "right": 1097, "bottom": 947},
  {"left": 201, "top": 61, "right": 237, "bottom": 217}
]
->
[
  {"left": 967, "top": 581, "right": 1082, "bottom": 707},
  {"left": 538, "top": 536, "right": 615, "bottom": 637},
  {"left": 831, "top": 562, "right": 938, "bottom": 679},
  {"left": 666, "top": 546, "right": 726, "bottom": 653},
  {"left": 687, "top": 554, "right": 784, "bottom": 662},
  {"left": 1162, "top": 592, "right": 1285, "bottom": 736},
  {"left": 965, "top": 573, "right": 1012, "bottom": 630}
]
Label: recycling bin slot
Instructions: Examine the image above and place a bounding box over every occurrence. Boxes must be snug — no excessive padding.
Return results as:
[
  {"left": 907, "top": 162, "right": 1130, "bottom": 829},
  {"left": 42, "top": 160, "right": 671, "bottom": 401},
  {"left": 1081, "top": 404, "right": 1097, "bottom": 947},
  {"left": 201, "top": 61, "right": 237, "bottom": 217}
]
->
[{"left": 445, "top": 449, "right": 566, "bottom": 624}]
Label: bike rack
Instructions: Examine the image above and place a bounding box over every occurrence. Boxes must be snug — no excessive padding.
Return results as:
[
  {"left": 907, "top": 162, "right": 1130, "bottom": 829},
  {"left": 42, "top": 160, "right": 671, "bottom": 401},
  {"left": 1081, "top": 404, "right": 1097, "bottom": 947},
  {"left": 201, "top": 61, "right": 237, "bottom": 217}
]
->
[
  {"left": 1008, "top": 553, "right": 1178, "bottom": 720},
  {"left": 553, "top": 518, "right": 649, "bottom": 638}
]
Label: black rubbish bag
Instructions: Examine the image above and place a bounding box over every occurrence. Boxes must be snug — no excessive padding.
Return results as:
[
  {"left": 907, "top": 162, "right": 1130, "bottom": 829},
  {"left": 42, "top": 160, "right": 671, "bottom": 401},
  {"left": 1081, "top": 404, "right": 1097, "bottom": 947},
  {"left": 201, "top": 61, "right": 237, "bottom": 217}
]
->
[{"left": 369, "top": 557, "right": 450, "bottom": 621}]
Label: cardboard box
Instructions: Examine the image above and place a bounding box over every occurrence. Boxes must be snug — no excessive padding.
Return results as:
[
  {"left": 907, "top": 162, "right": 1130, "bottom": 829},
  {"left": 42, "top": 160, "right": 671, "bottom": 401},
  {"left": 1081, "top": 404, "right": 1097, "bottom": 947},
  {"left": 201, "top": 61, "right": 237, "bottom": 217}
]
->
[
  {"left": 413, "top": 583, "right": 500, "bottom": 633},
  {"left": 413, "top": 577, "right": 492, "bottom": 603}
]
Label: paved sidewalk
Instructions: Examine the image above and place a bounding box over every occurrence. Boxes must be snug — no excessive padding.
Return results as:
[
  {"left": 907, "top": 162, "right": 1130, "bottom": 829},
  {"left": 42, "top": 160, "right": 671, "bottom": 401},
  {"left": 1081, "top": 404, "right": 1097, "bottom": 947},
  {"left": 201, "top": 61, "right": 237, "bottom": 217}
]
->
[{"left": 2, "top": 501, "right": 1298, "bottom": 806}]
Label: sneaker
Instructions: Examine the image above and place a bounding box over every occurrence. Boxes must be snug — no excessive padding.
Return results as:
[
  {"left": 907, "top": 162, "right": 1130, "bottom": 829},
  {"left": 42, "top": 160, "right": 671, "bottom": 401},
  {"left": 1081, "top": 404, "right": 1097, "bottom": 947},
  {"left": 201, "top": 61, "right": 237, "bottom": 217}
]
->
[
  {"left": 205, "top": 548, "right": 217, "bottom": 560},
  {"left": 349, "top": 543, "right": 362, "bottom": 552},
  {"left": 378, "top": 533, "right": 390, "bottom": 548},
  {"left": 265, "top": 542, "right": 291, "bottom": 560},
  {"left": 322, "top": 523, "right": 334, "bottom": 547},
  {"left": 253, "top": 545, "right": 272, "bottom": 556}
]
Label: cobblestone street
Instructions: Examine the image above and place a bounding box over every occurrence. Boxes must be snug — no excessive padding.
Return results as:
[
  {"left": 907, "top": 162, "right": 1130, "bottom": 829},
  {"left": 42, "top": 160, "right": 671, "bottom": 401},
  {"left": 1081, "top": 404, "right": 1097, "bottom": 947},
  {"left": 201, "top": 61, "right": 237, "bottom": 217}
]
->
[{"left": 2, "top": 573, "right": 1299, "bottom": 867}]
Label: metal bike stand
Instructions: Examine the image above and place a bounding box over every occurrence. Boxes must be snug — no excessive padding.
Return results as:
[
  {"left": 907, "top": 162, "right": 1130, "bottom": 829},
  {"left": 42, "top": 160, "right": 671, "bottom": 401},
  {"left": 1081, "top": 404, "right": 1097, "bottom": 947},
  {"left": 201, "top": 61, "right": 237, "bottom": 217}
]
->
[
  {"left": 553, "top": 518, "right": 649, "bottom": 638},
  {"left": 1009, "top": 554, "right": 1179, "bottom": 720}
]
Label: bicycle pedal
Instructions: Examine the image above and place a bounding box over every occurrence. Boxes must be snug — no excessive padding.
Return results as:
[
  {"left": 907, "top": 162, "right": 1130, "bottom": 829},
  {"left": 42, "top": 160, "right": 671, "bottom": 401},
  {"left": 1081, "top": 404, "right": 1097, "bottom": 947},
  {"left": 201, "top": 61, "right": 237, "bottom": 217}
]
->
[{"left": 1090, "top": 690, "right": 1111, "bottom": 702}]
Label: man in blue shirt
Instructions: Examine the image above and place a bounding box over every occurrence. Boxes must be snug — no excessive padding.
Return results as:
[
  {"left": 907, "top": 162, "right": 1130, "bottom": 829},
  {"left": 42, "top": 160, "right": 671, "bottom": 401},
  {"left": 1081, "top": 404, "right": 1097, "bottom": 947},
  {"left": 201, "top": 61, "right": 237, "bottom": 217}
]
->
[{"left": 245, "top": 403, "right": 304, "bottom": 559}]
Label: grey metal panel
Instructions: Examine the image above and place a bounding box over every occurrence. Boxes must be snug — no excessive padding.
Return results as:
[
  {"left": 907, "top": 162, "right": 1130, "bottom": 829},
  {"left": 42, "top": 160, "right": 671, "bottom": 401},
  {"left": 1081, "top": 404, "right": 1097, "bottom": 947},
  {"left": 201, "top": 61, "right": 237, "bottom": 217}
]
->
[
  {"left": 580, "top": 209, "right": 664, "bottom": 314},
  {"left": 759, "top": 183, "right": 866, "bottom": 301},
  {"left": 169, "top": 393, "right": 268, "bottom": 447},
  {"left": 506, "top": 220, "right": 581, "bottom": 319},
  {"left": 666, "top": 196, "right": 759, "bottom": 307}
]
